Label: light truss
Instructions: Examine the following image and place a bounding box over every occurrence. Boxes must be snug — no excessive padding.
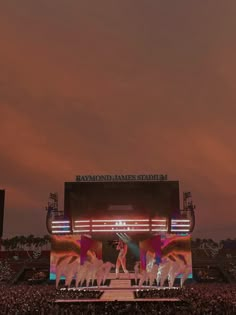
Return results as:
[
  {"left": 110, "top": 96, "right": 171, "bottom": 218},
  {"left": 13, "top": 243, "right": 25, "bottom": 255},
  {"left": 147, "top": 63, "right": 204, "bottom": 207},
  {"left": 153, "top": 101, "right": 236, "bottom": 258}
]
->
[{"left": 51, "top": 217, "right": 191, "bottom": 234}]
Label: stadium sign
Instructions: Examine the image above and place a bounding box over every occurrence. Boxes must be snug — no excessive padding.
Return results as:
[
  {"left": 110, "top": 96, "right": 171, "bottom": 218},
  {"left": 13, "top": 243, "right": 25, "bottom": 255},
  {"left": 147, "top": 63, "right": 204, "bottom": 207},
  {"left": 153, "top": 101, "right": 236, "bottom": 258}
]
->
[{"left": 76, "top": 174, "right": 168, "bottom": 182}]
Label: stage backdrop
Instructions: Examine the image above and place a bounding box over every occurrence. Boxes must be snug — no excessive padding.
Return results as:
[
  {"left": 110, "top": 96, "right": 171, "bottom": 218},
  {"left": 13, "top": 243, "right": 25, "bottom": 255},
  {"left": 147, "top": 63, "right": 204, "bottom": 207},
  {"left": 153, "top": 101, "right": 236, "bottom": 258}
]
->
[
  {"left": 50, "top": 235, "right": 102, "bottom": 280},
  {"left": 139, "top": 234, "right": 192, "bottom": 279},
  {"left": 139, "top": 235, "right": 162, "bottom": 270}
]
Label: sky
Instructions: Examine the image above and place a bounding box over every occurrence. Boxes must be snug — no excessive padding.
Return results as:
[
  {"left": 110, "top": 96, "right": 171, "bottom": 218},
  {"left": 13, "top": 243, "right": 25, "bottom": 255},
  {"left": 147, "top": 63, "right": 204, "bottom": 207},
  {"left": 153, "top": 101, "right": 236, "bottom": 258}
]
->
[{"left": 0, "top": 1, "right": 236, "bottom": 240}]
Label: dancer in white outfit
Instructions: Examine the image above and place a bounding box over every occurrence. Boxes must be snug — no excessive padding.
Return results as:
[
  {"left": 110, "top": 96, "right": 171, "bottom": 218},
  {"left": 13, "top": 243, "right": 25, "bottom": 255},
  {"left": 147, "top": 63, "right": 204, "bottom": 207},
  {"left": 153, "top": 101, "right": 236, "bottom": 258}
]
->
[
  {"left": 134, "top": 261, "right": 140, "bottom": 285},
  {"left": 102, "top": 261, "right": 115, "bottom": 284},
  {"left": 156, "top": 257, "right": 172, "bottom": 287},
  {"left": 148, "top": 263, "right": 158, "bottom": 286}
]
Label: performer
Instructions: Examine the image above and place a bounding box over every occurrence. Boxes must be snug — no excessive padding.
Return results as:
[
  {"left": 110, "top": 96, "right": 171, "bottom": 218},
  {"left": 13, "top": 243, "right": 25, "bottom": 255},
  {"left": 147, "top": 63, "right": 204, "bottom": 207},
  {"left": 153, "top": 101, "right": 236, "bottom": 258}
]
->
[
  {"left": 134, "top": 261, "right": 140, "bottom": 285},
  {"left": 148, "top": 263, "right": 158, "bottom": 286},
  {"left": 156, "top": 257, "right": 172, "bottom": 287},
  {"left": 65, "top": 257, "right": 80, "bottom": 288},
  {"left": 115, "top": 240, "right": 128, "bottom": 278},
  {"left": 139, "top": 269, "right": 148, "bottom": 287}
]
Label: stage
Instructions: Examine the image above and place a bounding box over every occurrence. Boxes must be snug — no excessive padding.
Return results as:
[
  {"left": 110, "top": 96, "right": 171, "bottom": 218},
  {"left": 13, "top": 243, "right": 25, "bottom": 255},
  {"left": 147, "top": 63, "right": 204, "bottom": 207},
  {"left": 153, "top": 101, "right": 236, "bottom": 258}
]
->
[
  {"left": 56, "top": 277, "right": 182, "bottom": 302},
  {"left": 48, "top": 176, "right": 194, "bottom": 307},
  {"left": 55, "top": 298, "right": 182, "bottom": 303}
]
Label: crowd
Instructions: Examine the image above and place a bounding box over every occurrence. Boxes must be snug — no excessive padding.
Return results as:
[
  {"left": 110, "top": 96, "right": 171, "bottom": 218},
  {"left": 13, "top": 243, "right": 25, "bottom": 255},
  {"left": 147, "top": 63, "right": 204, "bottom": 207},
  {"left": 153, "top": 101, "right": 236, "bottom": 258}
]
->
[
  {"left": 0, "top": 260, "right": 14, "bottom": 282},
  {"left": 195, "top": 267, "right": 225, "bottom": 283},
  {"left": 135, "top": 288, "right": 183, "bottom": 299},
  {"left": 57, "top": 288, "right": 103, "bottom": 299},
  {"left": 227, "top": 262, "right": 236, "bottom": 279},
  {"left": 27, "top": 271, "right": 48, "bottom": 284},
  {"left": 0, "top": 283, "right": 235, "bottom": 314}
]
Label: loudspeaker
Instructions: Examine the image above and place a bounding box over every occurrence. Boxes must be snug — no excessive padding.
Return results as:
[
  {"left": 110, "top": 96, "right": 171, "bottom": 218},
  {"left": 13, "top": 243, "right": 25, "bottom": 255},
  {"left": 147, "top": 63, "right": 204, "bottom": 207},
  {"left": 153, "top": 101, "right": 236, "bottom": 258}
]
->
[{"left": 0, "top": 190, "right": 5, "bottom": 237}]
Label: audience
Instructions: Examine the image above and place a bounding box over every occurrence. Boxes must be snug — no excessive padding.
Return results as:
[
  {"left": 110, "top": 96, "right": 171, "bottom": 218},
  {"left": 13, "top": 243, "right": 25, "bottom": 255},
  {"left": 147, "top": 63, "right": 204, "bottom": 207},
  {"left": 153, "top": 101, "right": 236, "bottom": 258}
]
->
[
  {"left": 0, "top": 238, "right": 235, "bottom": 314},
  {"left": 0, "top": 283, "right": 235, "bottom": 314},
  {"left": 0, "top": 260, "right": 15, "bottom": 282}
]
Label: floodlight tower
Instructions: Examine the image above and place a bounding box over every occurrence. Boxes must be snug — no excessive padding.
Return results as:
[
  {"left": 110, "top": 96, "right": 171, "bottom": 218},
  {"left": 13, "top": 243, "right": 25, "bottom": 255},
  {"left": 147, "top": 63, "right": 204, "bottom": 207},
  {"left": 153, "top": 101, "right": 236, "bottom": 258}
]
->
[
  {"left": 45, "top": 192, "right": 64, "bottom": 234},
  {"left": 181, "top": 192, "right": 196, "bottom": 232}
]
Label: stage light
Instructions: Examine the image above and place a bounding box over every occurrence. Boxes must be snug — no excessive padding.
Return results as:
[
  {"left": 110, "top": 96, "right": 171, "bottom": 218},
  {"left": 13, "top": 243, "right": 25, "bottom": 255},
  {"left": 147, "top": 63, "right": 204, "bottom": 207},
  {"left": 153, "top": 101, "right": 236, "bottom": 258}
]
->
[
  {"left": 171, "top": 229, "right": 190, "bottom": 232},
  {"left": 172, "top": 220, "right": 190, "bottom": 222},
  {"left": 92, "top": 219, "right": 149, "bottom": 222},
  {"left": 171, "top": 224, "right": 190, "bottom": 227},
  {"left": 91, "top": 224, "right": 149, "bottom": 227},
  {"left": 52, "top": 220, "right": 70, "bottom": 224},
  {"left": 124, "top": 233, "right": 130, "bottom": 239},
  {"left": 91, "top": 228, "right": 149, "bottom": 232}
]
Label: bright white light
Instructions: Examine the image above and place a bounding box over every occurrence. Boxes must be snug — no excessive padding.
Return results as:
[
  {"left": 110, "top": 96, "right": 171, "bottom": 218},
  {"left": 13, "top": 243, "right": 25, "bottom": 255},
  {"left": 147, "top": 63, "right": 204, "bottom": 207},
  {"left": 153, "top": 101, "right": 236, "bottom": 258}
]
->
[
  {"left": 171, "top": 224, "right": 190, "bottom": 227},
  {"left": 74, "top": 220, "right": 90, "bottom": 223},
  {"left": 52, "top": 225, "right": 70, "bottom": 228},
  {"left": 92, "top": 219, "right": 149, "bottom": 222},
  {"left": 151, "top": 229, "right": 168, "bottom": 232},
  {"left": 91, "top": 229, "right": 149, "bottom": 232},
  {"left": 92, "top": 224, "right": 150, "bottom": 227},
  {"left": 151, "top": 224, "right": 167, "bottom": 227},
  {"left": 73, "top": 230, "right": 90, "bottom": 233},
  {"left": 52, "top": 221, "right": 70, "bottom": 224},
  {"left": 52, "top": 230, "right": 70, "bottom": 233},
  {"left": 172, "top": 220, "right": 190, "bottom": 222},
  {"left": 74, "top": 225, "right": 90, "bottom": 228},
  {"left": 171, "top": 229, "right": 190, "bottom": 232},
  {"left": 151, "top": 219, "right": 167, "bottom": 222}
]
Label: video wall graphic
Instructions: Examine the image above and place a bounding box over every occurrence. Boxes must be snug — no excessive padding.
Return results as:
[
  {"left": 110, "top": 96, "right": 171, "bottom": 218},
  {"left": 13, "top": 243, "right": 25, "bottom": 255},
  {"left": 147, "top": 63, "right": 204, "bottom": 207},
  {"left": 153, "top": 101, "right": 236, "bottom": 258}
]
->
[
  {"left": 50, "top": 233, "right": 192, "bottom": 282},
  {"left": 139, "top": 234, "right": 192, "bottom": 279},
  {"left": 50, "top": 235, "right": 102, "bottom": 280}
]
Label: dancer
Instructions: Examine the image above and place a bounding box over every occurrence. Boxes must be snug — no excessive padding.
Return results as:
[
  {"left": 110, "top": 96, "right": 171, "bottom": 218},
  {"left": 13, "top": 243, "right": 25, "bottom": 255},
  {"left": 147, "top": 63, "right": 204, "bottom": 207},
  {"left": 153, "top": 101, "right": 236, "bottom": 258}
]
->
[
  {"left": 139, "top": 269, "right": 148, "bottom": 287},
  {"left": 55, "top": 256, "right": 72, "bottom": 289},
  {"left": 65, "top": 257, "right": 80, "bottom": 288},
  {"left": 91, "top": 258, "right": 103, "bottom": 286},
  {"left": 102, "top": 261, "right": 115, "bottom": 285},
  {"left": 76, "top": 261, "right": 91, "bottom": 287},
  {"left": 134, "top": 261, "right": 140, "bottom": 285},
  {"left": 156, "top": 257, "right": 172, "bottom": 287},
  {"left": 115, "top": 240, "right": 128, "bottom": 278},
  {"left": 148, "top": 263, "right": 158, "bottom": 286}
]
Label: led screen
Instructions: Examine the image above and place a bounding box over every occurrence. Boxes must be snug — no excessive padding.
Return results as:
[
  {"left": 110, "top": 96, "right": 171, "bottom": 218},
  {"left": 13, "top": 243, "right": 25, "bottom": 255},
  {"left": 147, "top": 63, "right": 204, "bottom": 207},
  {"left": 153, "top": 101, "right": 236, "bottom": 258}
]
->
[
  {"left": 50, "top": 235, "right": 102, "bottom": 281},
  {"left": 64, "top": 181, "right": 180, "bottom": 220},
  {"left": 50, "top": 233, "right": 192, "bottom": 284},
  {"left": 139, "top": 234, "right": 192, "bottom": 280}
]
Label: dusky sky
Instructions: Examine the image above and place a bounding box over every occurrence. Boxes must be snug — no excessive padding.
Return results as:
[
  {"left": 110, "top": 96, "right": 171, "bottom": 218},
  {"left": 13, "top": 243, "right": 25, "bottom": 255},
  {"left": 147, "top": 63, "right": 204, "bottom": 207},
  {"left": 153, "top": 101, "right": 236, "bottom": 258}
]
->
[{"left": 0, "top": 1, "right": 236, "bottom": 240}]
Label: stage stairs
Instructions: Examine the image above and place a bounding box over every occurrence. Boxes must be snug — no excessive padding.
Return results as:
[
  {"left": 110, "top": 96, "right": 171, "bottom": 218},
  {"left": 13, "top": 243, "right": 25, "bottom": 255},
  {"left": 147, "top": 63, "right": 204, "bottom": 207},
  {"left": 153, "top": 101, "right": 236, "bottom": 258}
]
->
[{"left": 100, "top": 279, "right": 134, "bottom": 301}]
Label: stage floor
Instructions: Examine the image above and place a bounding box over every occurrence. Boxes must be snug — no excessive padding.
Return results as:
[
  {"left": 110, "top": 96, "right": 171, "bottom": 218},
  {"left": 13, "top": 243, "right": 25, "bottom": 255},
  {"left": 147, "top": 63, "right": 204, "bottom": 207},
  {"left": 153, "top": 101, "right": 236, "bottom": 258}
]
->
[
  {"left": 55, "top": 298, "right": 181, "bottom": 303},
  {"left": 56, "top": 279, "right": 181, "bottom": 302}
]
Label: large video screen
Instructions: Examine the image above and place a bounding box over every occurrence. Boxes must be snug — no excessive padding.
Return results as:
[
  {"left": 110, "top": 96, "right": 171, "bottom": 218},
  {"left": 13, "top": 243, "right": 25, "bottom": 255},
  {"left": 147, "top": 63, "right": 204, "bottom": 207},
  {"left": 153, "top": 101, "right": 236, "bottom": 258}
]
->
[
  {"left": 139, "top": 234, "right": 192, "bottom": 282},
  {"left": 50, "top": 233, "right": 192, "bottom": 285},
  {"left": 50, "top": 235, "right": 102, "bottom": 281},
  {"left": 64, "top": 181, "right": 180, "bottom": 220}
]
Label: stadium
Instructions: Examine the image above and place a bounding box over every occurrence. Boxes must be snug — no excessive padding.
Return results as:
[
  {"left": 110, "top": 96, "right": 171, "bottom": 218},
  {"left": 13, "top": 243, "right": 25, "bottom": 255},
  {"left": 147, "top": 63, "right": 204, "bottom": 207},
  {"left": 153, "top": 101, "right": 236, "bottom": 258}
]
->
[{"left": 0, "top": 175, "right": 236, "bottom": 314}]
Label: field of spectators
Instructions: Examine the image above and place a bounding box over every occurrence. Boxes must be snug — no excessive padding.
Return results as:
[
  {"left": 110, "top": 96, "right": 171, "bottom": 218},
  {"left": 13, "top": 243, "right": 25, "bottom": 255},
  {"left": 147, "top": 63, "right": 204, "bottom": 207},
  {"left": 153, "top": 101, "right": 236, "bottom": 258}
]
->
[
  {"left": 0, "top": 283, "right": 235, "bottom": 314},
  {"left": 0, "top": 238, "right": 236, "bottom": 314}
]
